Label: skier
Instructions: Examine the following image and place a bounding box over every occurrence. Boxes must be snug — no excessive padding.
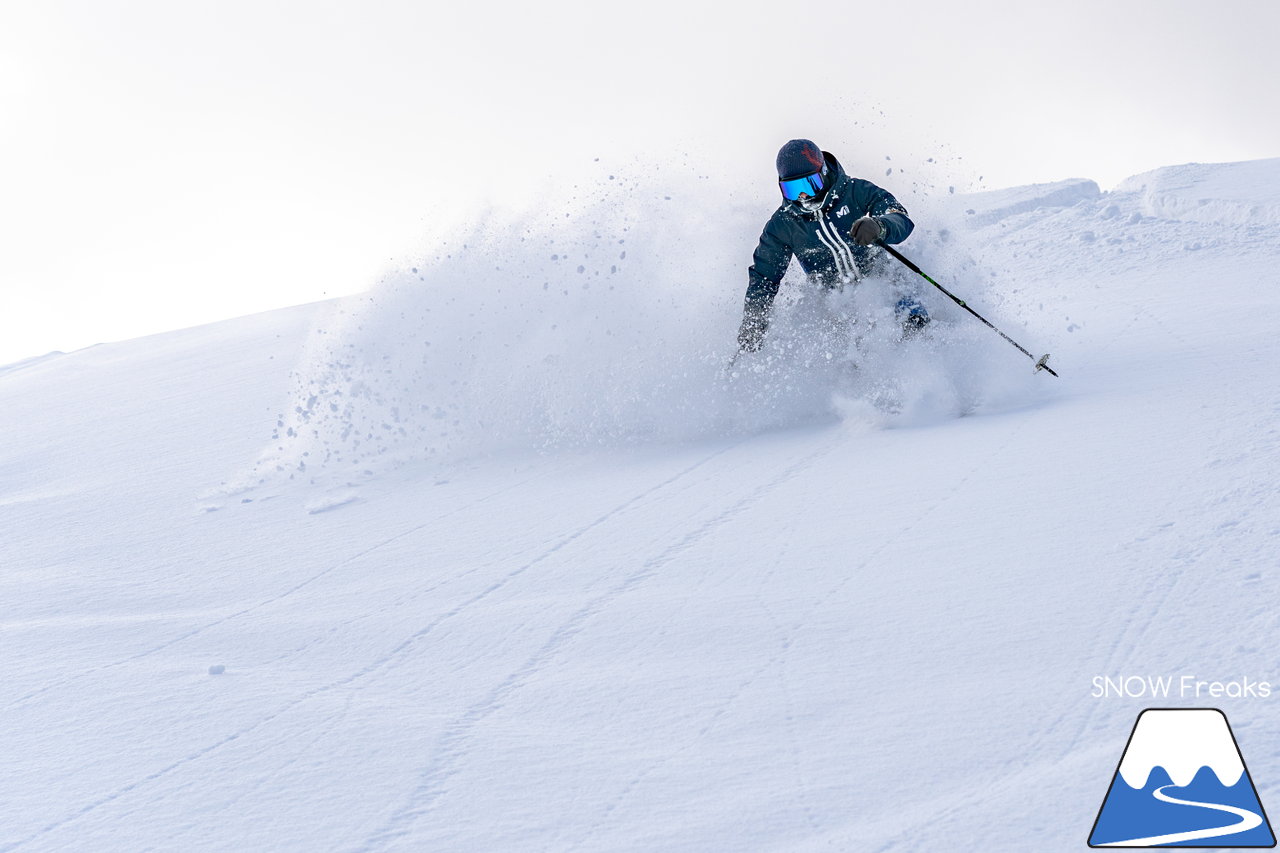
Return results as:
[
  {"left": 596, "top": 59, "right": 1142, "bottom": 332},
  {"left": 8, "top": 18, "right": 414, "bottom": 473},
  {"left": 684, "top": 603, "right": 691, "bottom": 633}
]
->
[{"left": 737, "top": 139, "right": 929, "bottom": 353}]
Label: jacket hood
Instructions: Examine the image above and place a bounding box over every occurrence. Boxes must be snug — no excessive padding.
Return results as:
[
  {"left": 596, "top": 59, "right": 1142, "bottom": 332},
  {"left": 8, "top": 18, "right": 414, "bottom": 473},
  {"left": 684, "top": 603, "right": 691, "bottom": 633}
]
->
[{"left": 822, "top": 150, "right": 846, "bottom": 182}]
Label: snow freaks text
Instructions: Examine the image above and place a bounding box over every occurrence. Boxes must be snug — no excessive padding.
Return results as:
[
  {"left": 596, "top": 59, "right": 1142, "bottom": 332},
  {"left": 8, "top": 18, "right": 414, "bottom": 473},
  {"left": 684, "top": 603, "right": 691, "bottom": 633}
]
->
[{"left": 1092, "top": 676, "right": 1272, "bottom": 700}]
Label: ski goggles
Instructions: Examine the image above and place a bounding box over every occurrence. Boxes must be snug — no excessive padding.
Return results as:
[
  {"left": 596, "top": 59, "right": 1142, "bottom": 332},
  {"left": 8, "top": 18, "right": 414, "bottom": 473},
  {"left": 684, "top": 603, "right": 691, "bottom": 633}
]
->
[{"left": 778, "top": 170, "right": 825, "bottom": 202}]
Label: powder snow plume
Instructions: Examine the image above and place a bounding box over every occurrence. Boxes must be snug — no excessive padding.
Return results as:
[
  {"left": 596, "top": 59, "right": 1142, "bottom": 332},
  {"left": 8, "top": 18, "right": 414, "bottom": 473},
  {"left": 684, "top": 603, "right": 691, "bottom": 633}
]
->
[{"left": 241, "top": 162, "right": 1041, "bottom": 489}]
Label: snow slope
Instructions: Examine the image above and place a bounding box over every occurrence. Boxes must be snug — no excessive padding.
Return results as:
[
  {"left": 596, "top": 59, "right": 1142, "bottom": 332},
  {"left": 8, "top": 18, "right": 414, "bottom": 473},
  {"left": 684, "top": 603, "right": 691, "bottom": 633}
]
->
[{"left": 2, "top": 159, "right": 1279, "bottom": 852}]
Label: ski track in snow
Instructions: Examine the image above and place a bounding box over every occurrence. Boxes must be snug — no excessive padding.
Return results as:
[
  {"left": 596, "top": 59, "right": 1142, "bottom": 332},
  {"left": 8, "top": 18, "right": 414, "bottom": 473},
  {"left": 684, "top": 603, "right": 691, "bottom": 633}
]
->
[
  {"left": 868, "top": 317, "right": 1280, "bottom": 849},
  {"left": 356, "top": 435, "right": 841, "bottom": 851},
  {"left": 561, "top": 386, "right": 1046, "bottom": 853},
  {"left": 1022, "top": 293, "right": 1272, "bottom": 774},
  {"left": 3, "top": 442, "right": 741, "bottom": 851},
  {"left": 2, "top": 466, "right": 557, "bottom": 713},
  {"left": 829, "top": 296, "right": 1276, "bottom": 852},
  {"left": 962, "top": 299, "right": 1184, "bottom": 766},
  {"left": 824, "top": 418, "right": 1050, "bottom": 853}
]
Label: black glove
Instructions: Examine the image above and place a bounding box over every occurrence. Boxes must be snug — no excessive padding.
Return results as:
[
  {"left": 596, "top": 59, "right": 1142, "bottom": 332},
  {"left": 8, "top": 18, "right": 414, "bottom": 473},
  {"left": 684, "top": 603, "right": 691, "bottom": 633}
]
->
[
  {"left": 737, "top": 310, "right": 768, "bottom": 352},
  {"left": 852, "top": 215, "right": 886, "bottom": 246}
]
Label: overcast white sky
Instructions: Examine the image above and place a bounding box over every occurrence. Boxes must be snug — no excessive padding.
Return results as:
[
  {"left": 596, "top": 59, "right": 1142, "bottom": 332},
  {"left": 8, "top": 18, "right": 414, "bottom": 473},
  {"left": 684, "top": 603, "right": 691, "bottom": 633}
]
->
[{"left": 2, "top": 0, "right": 1277, "bottom": 365}]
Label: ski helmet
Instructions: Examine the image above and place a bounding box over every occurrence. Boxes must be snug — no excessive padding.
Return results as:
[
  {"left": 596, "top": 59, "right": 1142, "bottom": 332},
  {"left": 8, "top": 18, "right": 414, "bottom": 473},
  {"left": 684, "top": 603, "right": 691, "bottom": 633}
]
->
[
  {"left": 776, "top": 139, "right": 825, "bottom": 180},
  {"left": 776, "top": 139, "right": 829, "bottom": 209}
]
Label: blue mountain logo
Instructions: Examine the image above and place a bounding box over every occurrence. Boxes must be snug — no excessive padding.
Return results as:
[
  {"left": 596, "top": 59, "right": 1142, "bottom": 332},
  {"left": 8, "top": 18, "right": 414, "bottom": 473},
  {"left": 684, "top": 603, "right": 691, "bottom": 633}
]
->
[{"left": 1090, "top": 708, "right": 1275, "bottom": 847}]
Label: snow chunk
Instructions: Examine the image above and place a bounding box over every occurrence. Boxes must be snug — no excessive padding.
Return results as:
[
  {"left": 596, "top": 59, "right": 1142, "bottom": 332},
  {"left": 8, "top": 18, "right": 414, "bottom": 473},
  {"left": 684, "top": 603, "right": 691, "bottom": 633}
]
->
[{"left": 305, "top": 492, "right": 359, "bottom": 514}]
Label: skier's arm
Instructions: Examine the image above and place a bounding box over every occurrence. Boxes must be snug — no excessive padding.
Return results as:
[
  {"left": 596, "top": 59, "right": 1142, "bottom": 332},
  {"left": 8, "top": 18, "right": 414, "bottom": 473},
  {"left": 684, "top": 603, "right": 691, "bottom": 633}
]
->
[
  {"left": 745, "top": 221, "right": 792, "bottom": 315},
  {"left": 865, "top": 185, "right": 914, "bottom": 245},
  {"left": 740, "top": 222, "right": 792, "bottom": 351}
]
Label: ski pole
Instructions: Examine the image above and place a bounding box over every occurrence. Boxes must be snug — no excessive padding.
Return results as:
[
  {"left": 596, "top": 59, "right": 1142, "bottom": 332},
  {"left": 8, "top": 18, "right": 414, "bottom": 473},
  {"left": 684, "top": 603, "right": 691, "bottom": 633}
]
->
[{"left": 878, "top": 241, "right": 1058, "bottom": 377}]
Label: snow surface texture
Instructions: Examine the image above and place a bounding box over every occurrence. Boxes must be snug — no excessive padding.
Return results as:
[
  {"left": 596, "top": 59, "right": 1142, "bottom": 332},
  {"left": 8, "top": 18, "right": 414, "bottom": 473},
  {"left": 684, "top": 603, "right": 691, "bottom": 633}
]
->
[{"left": 2, "top": 158, "right": 1279, "bottom": 852}]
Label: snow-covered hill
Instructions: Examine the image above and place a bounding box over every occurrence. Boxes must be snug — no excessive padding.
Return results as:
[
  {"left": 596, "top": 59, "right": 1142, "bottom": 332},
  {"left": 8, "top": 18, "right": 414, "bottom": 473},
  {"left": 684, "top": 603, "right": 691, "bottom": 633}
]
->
[{"left": 3, "top": 159, "right": 1278, "bottom": 852}]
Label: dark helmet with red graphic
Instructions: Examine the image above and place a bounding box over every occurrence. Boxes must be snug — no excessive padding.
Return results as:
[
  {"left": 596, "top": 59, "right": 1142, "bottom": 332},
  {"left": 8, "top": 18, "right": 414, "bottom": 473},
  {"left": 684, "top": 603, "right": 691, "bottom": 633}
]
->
[{"left": 776, "top": 139, "right": 830, "bottom": 209}]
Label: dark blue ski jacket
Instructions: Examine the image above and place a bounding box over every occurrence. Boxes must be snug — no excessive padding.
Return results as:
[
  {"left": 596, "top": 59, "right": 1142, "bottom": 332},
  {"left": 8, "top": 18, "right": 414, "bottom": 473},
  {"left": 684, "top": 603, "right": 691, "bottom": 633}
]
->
[{"left": 745, "top": 151, "right": 914, "bottom": 315}]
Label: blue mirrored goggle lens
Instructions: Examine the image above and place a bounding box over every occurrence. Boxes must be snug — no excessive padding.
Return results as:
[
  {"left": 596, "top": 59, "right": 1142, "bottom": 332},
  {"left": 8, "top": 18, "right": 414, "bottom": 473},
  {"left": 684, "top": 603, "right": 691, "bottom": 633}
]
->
[{"left": 779, "top": 171, "right": 825, "bottom": 202}]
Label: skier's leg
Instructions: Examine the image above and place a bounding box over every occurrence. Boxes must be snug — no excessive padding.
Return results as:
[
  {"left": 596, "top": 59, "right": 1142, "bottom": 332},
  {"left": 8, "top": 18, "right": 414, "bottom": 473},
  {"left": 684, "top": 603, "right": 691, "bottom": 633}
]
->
[
  {"left": 894, "top": 295, "right": 931, "bottom": 333},
  {"left": 888, "top": 266, "right": 930, "bottom": 334}
]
